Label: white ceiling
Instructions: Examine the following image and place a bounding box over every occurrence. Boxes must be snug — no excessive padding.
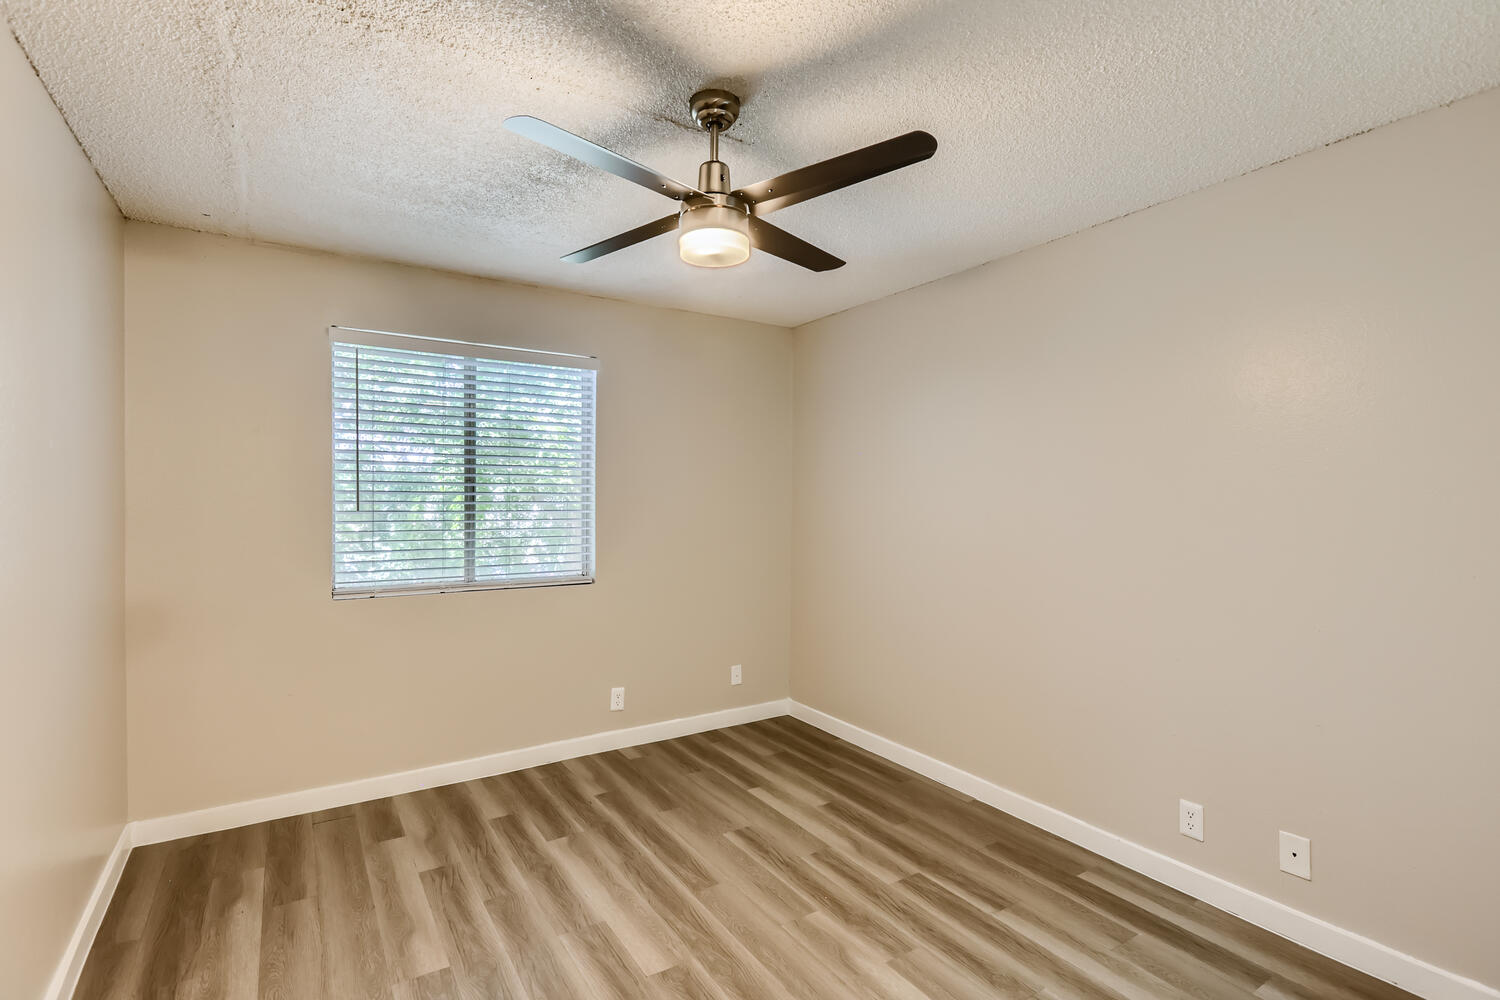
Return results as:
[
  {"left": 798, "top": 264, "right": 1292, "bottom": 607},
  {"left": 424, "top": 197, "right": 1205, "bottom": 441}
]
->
[{"left": 5, "top": 1, "right": 1497, "bottom": 327}]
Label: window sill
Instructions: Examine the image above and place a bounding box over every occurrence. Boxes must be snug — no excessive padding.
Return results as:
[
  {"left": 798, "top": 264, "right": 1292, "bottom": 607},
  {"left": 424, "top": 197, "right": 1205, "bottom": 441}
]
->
[{"left": 332, "top": 576, "right": 594, "bottom": 600}]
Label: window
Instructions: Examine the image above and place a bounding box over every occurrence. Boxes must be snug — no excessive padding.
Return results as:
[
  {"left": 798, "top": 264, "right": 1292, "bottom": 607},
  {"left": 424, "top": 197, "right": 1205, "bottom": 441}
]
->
[{"left": 330, "top": 327, "right": 597, "bottom": 597}]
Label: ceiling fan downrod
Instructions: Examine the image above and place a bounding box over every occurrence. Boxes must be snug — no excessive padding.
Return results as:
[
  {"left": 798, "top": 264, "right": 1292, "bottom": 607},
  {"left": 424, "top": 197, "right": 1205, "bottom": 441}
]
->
[{"left": 690, "top": 88, "right": 740, "bottom": 194}]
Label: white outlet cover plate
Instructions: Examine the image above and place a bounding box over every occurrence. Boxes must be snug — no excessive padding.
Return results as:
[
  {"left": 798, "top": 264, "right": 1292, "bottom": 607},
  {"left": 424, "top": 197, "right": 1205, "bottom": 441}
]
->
[
  {"left": 1179, "top": 799, "right": 1204, "bottom": 841},
  {"left": 1280, "top": 831, "right": 1311, "bottom": 879},
  {"left": 610, "top": 687, "right": 624, "bottom": 711},
  {"left": 731, "top": 664, "right": 742, "bottom": 686}
]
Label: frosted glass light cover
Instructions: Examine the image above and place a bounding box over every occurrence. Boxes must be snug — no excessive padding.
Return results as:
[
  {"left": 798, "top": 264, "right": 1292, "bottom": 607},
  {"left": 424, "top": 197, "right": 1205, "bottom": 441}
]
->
[
  {"left": 678, "top": 202, "right": 752, "bottom": 268},
  {"left": 679, "top": 226, "right": 751, "bottom": 267}
]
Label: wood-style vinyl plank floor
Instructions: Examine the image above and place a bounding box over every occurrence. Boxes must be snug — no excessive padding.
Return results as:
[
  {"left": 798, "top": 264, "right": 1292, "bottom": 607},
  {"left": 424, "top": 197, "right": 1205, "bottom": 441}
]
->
[{"left": 75, "top": 717, "right": 1418, "bottom": 999}]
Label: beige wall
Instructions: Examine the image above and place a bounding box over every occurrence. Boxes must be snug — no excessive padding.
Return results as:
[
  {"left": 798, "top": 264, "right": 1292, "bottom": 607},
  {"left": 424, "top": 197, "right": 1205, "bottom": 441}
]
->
[
  {"left": 792, "top": 87, "right": 1500, "bottom": 986},
  {"left": 0, "top": 22, "right": 125, "bottom": 1000},
  {"left": 123, "top": 224, "right": 792, "bottom": 819}
]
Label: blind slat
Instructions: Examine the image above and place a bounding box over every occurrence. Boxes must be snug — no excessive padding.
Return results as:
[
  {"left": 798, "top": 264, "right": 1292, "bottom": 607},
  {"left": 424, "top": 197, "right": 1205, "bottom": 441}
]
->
[
  {"left": 332, "top": 457, "right": 591, "bottom": 473},
  {"left": 332, "top": 336, "right": 596, "bottom": 594},
  {"left": 338, "top": 560, "right": 587, "bottom": 576},
  {"left": 331, "top": 377, "right": 591, "bottom": 404},
  {"left": 338, "top": 544, "right": 590, "bottom": 562},
  {"left": 332, "top": 420, "right": 593, "bottom": 444},
  {"left": 336, "top": 528, "right": 589, "bottom": 535},
  {"left": 336, "top": 502, "right": 591, "bottom": 511}
]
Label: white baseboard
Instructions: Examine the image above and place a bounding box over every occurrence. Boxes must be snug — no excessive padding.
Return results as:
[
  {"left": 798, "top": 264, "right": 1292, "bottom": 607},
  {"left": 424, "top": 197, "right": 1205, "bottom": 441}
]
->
[
  {"left": 44, "top": 824, "right": 132, "bottom": 1000},
  {"left": 131, "top": 699, "right": 790, "bottom": 846},
  {"left": 787, "top": 700, "right": 1497, "bottom": 1000}
]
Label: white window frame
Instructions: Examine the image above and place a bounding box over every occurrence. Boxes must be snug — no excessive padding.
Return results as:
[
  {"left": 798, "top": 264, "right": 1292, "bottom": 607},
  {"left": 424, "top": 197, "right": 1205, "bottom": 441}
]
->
[{"left": 329, "top": 326, "right": 598, "bottom": 599}]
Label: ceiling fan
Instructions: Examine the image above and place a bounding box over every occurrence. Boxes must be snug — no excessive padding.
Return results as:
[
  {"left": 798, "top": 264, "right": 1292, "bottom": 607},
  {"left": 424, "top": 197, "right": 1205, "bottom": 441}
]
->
[{"left": 503, "top": 89, "right": 937, "bottom": 271}]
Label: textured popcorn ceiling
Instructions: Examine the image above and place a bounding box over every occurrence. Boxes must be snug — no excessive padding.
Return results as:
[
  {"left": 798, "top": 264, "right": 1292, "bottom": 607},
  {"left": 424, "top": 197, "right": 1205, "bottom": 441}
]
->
[{"left": 5, "top": 1, "right": 1498, "bottom": 327}]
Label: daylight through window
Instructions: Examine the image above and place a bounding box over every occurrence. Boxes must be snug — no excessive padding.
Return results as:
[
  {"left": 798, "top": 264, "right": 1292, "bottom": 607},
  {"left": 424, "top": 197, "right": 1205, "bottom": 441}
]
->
[{"left": 331, "top": 329, "right": 596, "bottom": 597}]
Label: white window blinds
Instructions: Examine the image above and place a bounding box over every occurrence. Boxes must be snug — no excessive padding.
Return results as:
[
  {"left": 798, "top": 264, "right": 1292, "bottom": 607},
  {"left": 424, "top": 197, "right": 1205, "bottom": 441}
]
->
[{"left": 331, "top": 328, "right": 597, "bottom": 597}]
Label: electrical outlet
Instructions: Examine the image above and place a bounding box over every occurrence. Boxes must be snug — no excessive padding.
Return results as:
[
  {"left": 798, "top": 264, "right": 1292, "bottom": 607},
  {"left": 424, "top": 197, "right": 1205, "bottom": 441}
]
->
[
  {"left": 1179, "top": 799, "right": 1204, "bottom": 841},
  {"left": 1279, "top": 831, "right": 1311, "bottom": 880},
  {"left": 730, "top": 664, "right": 742, "bottom": 686},
  {"left": 609, "top": 687, "right": 625, "bottom": 712}
]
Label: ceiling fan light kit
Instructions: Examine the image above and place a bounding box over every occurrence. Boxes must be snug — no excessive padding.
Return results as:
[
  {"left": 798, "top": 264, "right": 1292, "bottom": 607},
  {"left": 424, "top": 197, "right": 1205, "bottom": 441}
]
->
[
  {"left": 678, "top": 203, "right": 751, "bottom": 268},
  {"left": 504, "top": 89, "right": 937, "bottom": 273},
  {"left": 678, "top": 90, "right": 751, "bottom": 268}
]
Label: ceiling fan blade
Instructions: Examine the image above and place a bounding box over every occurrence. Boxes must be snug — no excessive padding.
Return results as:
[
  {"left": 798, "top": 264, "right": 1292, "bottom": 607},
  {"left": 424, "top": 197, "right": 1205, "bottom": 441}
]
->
[
  {"left": 735, "top": 130, "right": 937, "bottom": 216},
  {"left": 747, "top": 216, "right": 844, "bottom": 272},
  {"left": 562, "top": 213, "right": 680, "bottom": 263},
  {"left": 504, "top": 115, "right": 702, "bottom": 201}
]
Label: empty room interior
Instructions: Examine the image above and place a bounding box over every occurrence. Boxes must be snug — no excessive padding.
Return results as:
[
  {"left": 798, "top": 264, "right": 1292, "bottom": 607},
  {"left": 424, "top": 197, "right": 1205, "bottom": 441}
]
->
[{"left": 4, "top": 2, "right": 1499, "bottom": 999}]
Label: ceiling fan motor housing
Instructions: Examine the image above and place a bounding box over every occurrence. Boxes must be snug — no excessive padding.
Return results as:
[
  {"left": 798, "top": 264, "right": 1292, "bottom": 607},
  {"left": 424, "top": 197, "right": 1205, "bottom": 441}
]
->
[{"left": 698, "top": 159, "right": 732, "bottom": 193}]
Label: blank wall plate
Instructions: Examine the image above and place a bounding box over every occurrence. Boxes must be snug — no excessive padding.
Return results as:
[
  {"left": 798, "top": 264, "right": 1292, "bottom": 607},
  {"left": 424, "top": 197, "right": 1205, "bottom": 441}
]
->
[
  {"left": 1280, "top": 831, "right": 1311, "bottom": 880},
  {"left": 730, "top": 664, "right": 742, "bottom": 686},
  {"left": 609, "top": 687, "right": 625, "bottom": 712},
  {"left": 1179, "top": 799, "right": 1204, "bottom": 841}
]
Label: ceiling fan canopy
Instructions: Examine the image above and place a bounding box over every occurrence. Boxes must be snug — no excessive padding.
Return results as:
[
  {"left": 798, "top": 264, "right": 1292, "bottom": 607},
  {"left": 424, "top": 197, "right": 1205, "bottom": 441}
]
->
[{"left": 503, "top": 89, "right": 937, "bottom": 272}]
